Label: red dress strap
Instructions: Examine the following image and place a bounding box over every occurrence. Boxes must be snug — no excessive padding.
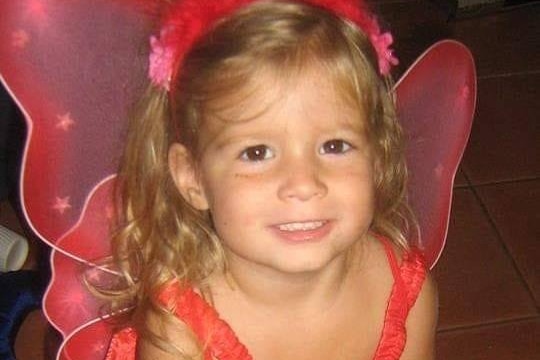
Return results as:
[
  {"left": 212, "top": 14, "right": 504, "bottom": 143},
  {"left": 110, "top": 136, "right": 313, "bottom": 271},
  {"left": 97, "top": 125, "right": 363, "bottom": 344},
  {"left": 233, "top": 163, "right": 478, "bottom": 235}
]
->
[
  {"left": 105, "top": 282, "right": 252, "bottom": 360},
  {"left": 157, "top": 282, "right": 252, "bottom": 360},
  {"left": 105, "top": 327, "right": 137, "bottom": 360},
  {"left": 373, "top": 237, "right": 427, "bottom": 360}
]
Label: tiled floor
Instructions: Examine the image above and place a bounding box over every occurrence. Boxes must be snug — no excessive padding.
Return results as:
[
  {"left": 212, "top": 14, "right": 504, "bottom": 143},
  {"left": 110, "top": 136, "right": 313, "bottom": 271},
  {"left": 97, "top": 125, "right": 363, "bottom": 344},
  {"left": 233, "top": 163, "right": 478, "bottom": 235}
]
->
[
  {"left": 376, "top": 1, "right": 540, "bottom": 358},
  {"left": 1, "top": 1, "right": 539, "bottom": 359}
]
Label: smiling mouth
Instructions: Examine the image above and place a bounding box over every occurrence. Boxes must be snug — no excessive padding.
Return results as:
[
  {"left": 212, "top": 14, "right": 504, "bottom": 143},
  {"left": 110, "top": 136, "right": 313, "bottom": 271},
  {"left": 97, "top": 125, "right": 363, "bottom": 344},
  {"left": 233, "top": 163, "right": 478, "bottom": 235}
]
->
[
  {"left": 277, "top": 221, "right": 326, "bottom": 231},
  {"left": 271, "top": 220, "right": 332, "bottom": 243}
]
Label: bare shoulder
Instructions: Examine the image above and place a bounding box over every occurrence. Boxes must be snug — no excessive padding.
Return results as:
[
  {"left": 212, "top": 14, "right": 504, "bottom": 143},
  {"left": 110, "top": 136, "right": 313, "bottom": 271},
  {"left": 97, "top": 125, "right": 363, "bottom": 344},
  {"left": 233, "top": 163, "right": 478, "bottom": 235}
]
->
[
  {"left": 362, "top": 236, "right": 438, "bottom": 359},
  {"left": 400, "top": 272, "right": 439, "bottom": 360},
  {"left": 136, "top": 307, "right": 203, "bottom": 360}
]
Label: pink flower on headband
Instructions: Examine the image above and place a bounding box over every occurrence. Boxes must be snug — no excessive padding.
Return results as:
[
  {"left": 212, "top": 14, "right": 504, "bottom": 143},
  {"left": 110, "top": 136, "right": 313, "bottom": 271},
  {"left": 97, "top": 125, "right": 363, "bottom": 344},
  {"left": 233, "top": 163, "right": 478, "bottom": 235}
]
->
[
  {"left": 149, "top": 29, "right": 174, "bottom": 91},
  {"left": 371, "top": 32, "right": 399, "bottom": 75}
]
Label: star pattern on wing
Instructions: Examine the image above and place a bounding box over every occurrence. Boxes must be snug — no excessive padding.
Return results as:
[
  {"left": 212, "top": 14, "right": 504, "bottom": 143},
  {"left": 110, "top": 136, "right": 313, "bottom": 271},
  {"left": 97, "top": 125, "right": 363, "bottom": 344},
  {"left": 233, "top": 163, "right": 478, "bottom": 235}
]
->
[
  {"left": 84, "top": 266, "right": 106, "bottom": 286},
  {"left": 53, "top": 196, "right": 72, "bottom": 214},
  {"left": 435, "top": 163, "right": 444, "bottom": 178},
  {"left": 56, "top": 286, "right": 91, "bottom": 320},
  {"left": 105, "top": 205, "right": 115, "bottom": 220},
  {"left": 460, "top": 84, "right": 471, "bottom": 100},
  {"left": 26, "top": 0, "right": 46, "bottom": 16},
  {"left": 56, "top": 112, "right": 75, "bottom": 131},
  {"left": 24, "top": 0, "right": 51, "bottom": 28},
  {"left": 91, "top": 341, "right": 107, "bottom": 357},
  {"left": 11, "top": 29, "right": 30, "bottom": 49}
]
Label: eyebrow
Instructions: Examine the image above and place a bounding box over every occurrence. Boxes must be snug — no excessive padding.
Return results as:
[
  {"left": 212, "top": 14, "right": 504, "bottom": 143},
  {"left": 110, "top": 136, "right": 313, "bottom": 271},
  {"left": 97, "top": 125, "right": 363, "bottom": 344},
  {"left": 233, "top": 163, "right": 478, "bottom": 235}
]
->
[{"left": 205, "top": 126, "right": 268, "bottom": 152}]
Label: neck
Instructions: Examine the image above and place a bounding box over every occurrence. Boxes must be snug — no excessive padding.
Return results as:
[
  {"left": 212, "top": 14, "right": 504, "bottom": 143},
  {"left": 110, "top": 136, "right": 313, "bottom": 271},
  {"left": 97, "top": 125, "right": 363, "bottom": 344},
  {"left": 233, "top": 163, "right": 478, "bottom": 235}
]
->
[{"left": 217, "top": 242, "right": 365, "bottom": 316}]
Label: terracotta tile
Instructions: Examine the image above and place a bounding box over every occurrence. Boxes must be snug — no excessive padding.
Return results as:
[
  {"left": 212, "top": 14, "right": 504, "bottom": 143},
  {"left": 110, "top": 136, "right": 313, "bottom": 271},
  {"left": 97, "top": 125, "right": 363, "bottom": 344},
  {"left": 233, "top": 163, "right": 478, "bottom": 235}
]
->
[
  {"left": 453, "top": 166, "right": 469, "bottom": 188},
  {"left": 45, "top": 326, "right": 63, "bottom": 360},
  {"left": 375, "top": 0, "right": 452, "bottom": 78},
  {"left": 449, "top": 5, "right": 540, "bottom": 77},
  {"left": 372, "top": 0, "right": 418, "bottom": 4},
  {"left": 13, "top": 308, "right": 61, "bottom": 360},
  {"left": 461, "top": 74, "right": 540, "bottom": 184},
  {"left": 437, "top": 318, "right": 540, "bottom": 360},
  {"left": 14, "top": 310, "right": 48, "bottom": 360},
  {"left": 476, "top": 180, "right": 540, "bottom": 305},
  {"left": 0, "top": 200, "right": 25, "bottom": 234},
  {"left": 431, "top": 189, "right": 537, "bottom": 330},
  {"left": 373, "top": 1, "right": 540, "bottom": 78}
]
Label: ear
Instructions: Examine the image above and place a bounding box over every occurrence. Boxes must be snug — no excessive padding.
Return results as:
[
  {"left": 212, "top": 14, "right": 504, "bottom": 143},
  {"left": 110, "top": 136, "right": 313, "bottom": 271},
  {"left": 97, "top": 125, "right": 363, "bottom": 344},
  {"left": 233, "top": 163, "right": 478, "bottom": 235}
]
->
[{"left": 168, "top": 143, "right": 209, "bottom": 210}]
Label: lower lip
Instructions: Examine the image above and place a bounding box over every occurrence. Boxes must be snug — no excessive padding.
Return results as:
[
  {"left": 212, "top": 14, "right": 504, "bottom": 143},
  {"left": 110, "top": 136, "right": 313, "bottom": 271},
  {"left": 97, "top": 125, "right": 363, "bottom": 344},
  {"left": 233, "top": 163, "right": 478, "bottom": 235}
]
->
[{"left": 269, "top": 221, "right": 334, "bottom": 243}]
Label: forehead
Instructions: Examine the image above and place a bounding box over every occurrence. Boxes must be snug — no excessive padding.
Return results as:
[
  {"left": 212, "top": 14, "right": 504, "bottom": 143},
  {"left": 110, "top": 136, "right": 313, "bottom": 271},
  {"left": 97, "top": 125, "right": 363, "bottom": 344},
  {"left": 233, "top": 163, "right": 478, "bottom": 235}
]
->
[{"left": 198, "top": 64, "right": 366, "bottom": 142}]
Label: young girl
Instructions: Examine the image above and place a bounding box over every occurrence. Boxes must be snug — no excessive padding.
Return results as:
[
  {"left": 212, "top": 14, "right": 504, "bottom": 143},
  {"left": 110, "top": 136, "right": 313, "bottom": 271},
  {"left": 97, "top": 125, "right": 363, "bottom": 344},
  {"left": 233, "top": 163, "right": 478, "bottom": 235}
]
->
[{"left": 105, "top": 0, "right": 438, "bottom": 359}]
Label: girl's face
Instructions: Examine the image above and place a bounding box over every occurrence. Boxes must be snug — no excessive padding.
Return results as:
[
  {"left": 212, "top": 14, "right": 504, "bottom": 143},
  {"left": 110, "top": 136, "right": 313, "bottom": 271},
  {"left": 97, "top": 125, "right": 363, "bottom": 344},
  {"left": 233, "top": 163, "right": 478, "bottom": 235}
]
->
[{"left": 171, "top": 67, "right": 375, "bottom": 276}]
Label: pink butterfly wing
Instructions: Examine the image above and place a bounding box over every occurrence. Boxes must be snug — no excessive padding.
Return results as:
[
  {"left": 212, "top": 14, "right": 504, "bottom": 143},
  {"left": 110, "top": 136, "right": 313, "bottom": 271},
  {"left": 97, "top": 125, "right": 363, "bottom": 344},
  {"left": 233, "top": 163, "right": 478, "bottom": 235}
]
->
[
  {"left": 0, "top": 0, "right": 149, "bottom": 246},
  {"left": 0, "top": 0, "right": 151, "bottom": 357},
  {"left": 395, "top": 40, "right": 476, "bottom": 268}
]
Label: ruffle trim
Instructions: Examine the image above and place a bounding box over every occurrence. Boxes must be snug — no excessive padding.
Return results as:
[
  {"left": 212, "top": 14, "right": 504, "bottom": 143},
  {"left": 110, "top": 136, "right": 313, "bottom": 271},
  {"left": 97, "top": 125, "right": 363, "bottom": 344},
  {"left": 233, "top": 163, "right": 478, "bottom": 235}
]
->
[
  {"left": 105, "top": 327, "right": 137, "bottom": 360},
  {"left": 372, "top": 245, "right": 427, "bottom": 359},
  {"left": 158, "top": 283, "right": 252, "bottom": 360}
]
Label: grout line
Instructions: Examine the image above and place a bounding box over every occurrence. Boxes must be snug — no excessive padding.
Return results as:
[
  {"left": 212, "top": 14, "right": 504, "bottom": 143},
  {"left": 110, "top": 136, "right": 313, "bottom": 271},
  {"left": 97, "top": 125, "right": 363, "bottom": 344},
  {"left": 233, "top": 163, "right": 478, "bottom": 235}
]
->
[
  {"left": 467, "top": 176, "right": 540, "bottom": 188},
  {"left": 478, "top": 70, "right": 540, "bottom": 80},
  {"left": 376, "top": 0, "right": 419, "bottom": 4},
  {"left": 469, "top": 185, "right": 540, "bottom": 312},
  {"left": 452, "top": 2, "right": 540, "bottom": 19},
  {"left": 436, "top": 314, "right": 540, "bottom": 334},
  {"left": 460, "top": 167, "right": 473, "bottom": 187},
  {"left": 451, "top": 165, "right": 473, "bottom": 189}
]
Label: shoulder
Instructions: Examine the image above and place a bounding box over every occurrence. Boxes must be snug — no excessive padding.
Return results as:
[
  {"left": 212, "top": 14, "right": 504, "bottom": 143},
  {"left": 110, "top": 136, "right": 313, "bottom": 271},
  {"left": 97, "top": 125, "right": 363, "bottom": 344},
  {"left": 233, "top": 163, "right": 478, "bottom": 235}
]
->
[
  {"left": 356, "top": 236, "right": 437, "bottom": 359},
  {"left": 381, "top": 240, "right": 438, "bottom": 360},
  {"left": 369, "top": 235, "right": 428, "bottom": 298},
  {"left": 400, "top": 271, "right": 438, "bottom": 360},
  {"left": 137, "top": 304, "right": 203, "bottom": 360},
  {"left": 137, "top": 282, "right": 205, "bottom": 360}
]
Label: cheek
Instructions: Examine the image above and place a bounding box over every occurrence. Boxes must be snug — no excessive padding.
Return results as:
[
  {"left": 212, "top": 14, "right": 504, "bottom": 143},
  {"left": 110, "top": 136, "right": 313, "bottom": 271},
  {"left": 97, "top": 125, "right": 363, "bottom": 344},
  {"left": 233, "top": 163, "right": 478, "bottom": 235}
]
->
[
  {"left": 334, "top": 166, "right": 376, "bottom": 210},
  {"left": 204, "top": 175, "right": 265, "bottom": 231}
]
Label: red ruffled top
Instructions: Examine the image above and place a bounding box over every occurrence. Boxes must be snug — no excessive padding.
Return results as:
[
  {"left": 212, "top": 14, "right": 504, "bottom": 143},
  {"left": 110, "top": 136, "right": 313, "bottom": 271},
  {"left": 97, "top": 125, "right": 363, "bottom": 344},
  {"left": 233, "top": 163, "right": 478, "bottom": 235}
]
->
[{"left": 105, "top": 238, "right": 426, "bottom": 360}]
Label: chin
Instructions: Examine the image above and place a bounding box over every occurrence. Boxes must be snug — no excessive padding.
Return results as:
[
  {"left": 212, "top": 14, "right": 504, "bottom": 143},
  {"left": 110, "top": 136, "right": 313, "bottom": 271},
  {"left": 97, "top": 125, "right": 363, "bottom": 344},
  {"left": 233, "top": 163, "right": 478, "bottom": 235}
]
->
[{"left": 270, "top": 251, "right": 348, "bottom": 275}]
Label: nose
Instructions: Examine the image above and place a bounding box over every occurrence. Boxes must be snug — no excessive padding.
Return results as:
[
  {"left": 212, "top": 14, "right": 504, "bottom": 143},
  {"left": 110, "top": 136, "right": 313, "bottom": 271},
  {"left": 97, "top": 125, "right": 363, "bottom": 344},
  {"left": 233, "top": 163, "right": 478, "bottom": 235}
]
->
[{"left": 277, "top": 155, "right": 328, "bottom": 202}]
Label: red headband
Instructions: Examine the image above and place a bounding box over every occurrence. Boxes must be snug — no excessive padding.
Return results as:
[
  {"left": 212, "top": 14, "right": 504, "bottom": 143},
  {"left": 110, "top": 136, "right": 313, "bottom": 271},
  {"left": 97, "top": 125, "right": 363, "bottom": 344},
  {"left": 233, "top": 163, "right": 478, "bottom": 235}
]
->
[{"left": 149, "top": 0, "right": 398, "bottom": 90}]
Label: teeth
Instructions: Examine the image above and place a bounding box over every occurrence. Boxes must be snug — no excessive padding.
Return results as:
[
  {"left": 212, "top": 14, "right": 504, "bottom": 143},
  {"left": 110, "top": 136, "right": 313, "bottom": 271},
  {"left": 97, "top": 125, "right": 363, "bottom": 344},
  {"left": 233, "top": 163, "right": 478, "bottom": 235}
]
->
[{"left": 278, "top": 221, "right": 324, "bottom": 231}]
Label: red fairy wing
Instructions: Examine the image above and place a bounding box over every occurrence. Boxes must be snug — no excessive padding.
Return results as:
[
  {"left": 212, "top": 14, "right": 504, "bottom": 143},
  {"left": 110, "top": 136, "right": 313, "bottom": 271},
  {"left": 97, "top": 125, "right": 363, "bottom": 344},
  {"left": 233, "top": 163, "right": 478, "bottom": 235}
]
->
[
  {"left": 0, "top": 0, "right": 150, "bottom": 247},
  {"left": 47, "top": 178, "right": 129, "bottom": 358},
  {"left": 57, "top": 318, "right": 114, "bottom": 360},
  {"left": 394, "top": 40, "right": 477, "bottom": 268},
  {"left": 0, "top": 0, "right": 152, "bottom": 356},
  {"left": 45, "top": 178, "right": 114, "bottom": 335}
]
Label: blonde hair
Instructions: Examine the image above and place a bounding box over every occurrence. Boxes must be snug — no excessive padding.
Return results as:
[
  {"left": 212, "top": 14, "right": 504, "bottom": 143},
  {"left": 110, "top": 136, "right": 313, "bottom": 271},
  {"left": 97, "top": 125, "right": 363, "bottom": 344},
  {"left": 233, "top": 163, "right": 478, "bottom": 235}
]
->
[{"left": 106, "top": 0, "right": 412, "bottom": 356}]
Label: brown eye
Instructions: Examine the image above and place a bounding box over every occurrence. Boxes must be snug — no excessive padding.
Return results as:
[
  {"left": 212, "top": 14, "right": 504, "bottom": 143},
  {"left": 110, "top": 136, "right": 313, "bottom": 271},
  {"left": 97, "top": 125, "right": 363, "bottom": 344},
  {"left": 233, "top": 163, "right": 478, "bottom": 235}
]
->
[
  {"left": 240, "top": 145, "right": 274, "bottom": 162},
  {"left": 320, "top": 139, "right": 352, "bottom": 154}
]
